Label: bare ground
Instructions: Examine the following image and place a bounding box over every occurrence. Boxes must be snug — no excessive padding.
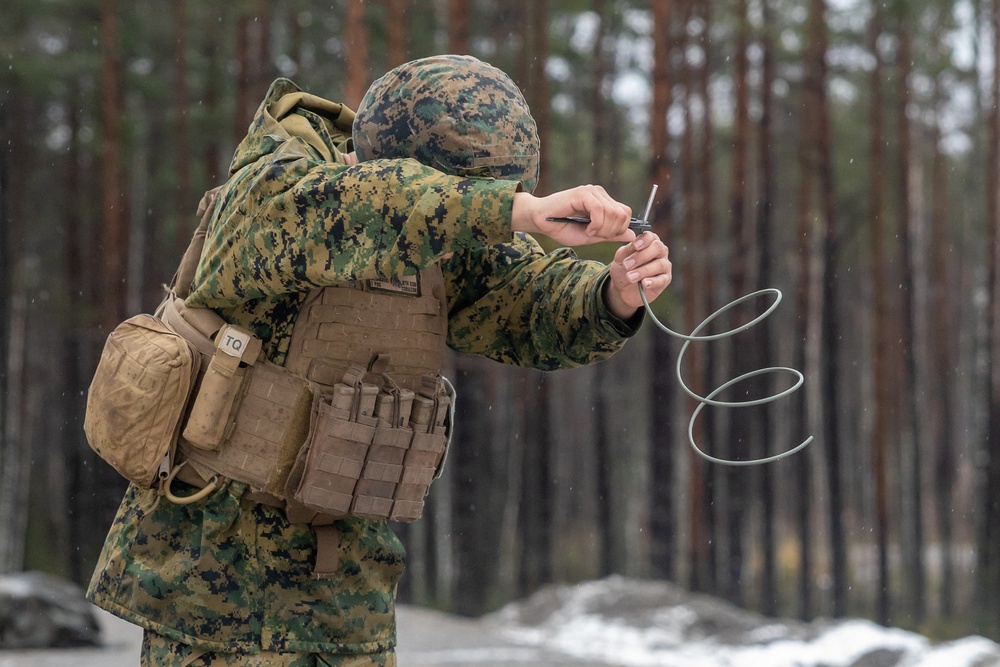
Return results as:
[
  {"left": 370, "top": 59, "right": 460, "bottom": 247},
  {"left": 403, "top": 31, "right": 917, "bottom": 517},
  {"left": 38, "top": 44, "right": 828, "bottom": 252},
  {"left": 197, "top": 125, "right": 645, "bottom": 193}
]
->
[{"left": 0, "top": 604, "right": 619, "bottom": 667}]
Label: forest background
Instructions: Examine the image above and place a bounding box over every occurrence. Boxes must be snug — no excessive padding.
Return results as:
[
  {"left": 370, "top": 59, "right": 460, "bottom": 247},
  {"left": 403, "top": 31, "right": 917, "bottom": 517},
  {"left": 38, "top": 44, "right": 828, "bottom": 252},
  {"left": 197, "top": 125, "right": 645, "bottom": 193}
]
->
[{"left": 3, "top": 0, "right": 1000, "bottom": 645}]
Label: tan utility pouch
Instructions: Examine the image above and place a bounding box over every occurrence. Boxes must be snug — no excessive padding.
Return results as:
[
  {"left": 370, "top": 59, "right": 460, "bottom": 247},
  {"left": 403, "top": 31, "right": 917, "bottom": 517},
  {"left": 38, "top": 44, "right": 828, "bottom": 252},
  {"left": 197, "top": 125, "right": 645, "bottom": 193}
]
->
[
  {"left": 84, "top": 314, "right": 201, "bottom": 489},
  {"left": 182, "top": 324, "right": 262, "bottom": 450},
  {"left": 181, "top": 358, "right": 315, "bottom": 498}
]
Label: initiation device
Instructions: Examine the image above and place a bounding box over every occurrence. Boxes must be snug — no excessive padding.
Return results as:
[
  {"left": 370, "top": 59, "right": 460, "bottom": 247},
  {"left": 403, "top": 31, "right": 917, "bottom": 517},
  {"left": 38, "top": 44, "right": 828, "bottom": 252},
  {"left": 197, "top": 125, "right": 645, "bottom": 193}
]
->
[{"left": 548, "top": 185, "right": 814, "bottom": 467}]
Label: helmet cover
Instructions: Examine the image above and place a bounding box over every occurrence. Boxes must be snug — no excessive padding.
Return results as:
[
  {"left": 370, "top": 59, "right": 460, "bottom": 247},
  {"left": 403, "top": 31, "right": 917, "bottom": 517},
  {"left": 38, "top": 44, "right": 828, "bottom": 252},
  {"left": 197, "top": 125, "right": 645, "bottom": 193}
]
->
[{"left": 353, "top": 54, "right": 540, "bottom": 192}]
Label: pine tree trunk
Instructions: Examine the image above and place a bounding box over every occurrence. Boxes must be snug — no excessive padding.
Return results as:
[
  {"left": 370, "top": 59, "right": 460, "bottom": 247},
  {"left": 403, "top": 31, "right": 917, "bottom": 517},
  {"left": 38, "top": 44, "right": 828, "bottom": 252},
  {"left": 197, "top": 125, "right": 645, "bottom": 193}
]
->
[
  {"left": 811, "top": 0, "right": 847, "bottom": 619},
  {"left": 100, "top": 0, "right": 129, "bottom": 331},
  {"left": 929, "top": 62, "right": 956, "bottom": 620},
  {"left": 254, "top": 2, "right": 273, "bottom": 98},
  {"left": 793, "top": 0, "right": 818, "bottom": 622},
  {"left": 55, "top": 84, "right": 88, "bottom": 576},
  {"left": 977, "top": 0, "right": 1000, "bottom": 636},
  {"left": 725, "top": 0, "right": 752, "bottom": 609},
  {"left": 530, "top": 0, "right": 549, "bottom": 194},
  {"left": 678, "top": 0, "right": 710, "bottom": 595},
  {"left": 590, "top": 0, "right": 616, "bottom": 578},
  {"left": 868, "top": 0, "right": 892, "bottom": 627},
  {"left": 233, "top": 10, "right": 253, "bottom": 148},
  {"left": 648, "top": 0, "right": 676, "bottom": 582},
  {"left": 0, "top": 110, "right": 19, "bottom": 573},
  {"left": 344, "top": 0, "right": 368, "bottom": 109},
  {"left": 173, "top": 0, "right": 192, "bottom": 259},
  {"left": 518, "top": 372, "right": 553, "bottom": 596},
  {"left": 895, "top": 19, "right": 927, "bottom": 626},
  {"left": 451, "top": 357, "right": 512, "bottom": 616},
  {"left": 201, "top": 3, "right": 224, "bottom": 185},
  {"left": 756, "top": 0, "right": 779, "bottom": 617},
  {"left": 448, "top": 0, "right": 469, "bottom": 54},
  {"left": 385, "top": 0, "right": 410, "bottom": 68}
]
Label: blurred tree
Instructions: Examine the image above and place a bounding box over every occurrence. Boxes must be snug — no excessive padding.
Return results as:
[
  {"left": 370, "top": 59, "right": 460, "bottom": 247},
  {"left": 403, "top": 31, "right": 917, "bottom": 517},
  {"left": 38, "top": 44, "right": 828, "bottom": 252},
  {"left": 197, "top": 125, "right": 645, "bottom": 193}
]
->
[
  {"left": 810, "top": 0, "right": 846, "bottom": 620},
  {"left": 99, "top": 0, "right": 129, "bottom": 332},
  {"left": 892, "top": 2, "right": 927, "bottom": 627},
  {"left": 648, "top": 0, "right": 677, "bottom": 584},
  {"left": 384, "top": 0, "right": 411, "bottom": 68},
  {"left": 927, "top": 4, "right": 956, "bottom": 621},
  {"left": 678, "top": 0, "right": 712, "bottom": 595},
  {"left": 0, "top": 108, "right": 21, "bottom": 574},
  {"left": 592, "top": 0, "right": 616, "bottom": 579},
  {"left": 868, "top": 0, "right": 892, "bottom": 627},
  {"left": 792, "top": 0, "right": 820, "bottom": 620},
  {"left": 345, "top": 0, "right": 368, "bottom": 108},
  {"left": 517, "top": 0, "right": 555, "bottom": 599},
  {"left": 448, "top": 0, "right": 469, "bottom": 55},
  {"left": 755, "top": 0, "right": 779, "bottom": 618},
  {"left": 173, "top": 0, "right": 192, "bottom": 263},
  {"left": 726, "top": 0, "right": 752, "bottom": 609},
  {"left": 978, "top": 0, "right": 1000, "bottom": 637}
]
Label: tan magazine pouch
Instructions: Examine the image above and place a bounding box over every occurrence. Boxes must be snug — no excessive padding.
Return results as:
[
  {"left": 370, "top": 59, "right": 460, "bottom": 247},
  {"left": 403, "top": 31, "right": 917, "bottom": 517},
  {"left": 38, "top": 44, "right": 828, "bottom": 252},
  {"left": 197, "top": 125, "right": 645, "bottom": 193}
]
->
[
  {"left": 84, "top": 314, "right": 201, "bottom": 489},
  {"left": 286, "top": 366, "right": 452, "bottom": 523},
  {"left": 287, "top": 366, "right": 379, "bottom": 517},
  {"left": 392, "top": 375, "right": 452, "bottom": 521}
]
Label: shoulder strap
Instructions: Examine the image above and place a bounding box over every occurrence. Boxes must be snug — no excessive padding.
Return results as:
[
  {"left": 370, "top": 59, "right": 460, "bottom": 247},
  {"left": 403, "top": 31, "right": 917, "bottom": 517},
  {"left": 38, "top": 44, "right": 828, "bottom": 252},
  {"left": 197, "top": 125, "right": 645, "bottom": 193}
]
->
[
  {"left": 156, "top": 186, "right": 227, "bottom": 350},
  {"left": 172, "top": 186, "right": 223, "bottom": 299}
]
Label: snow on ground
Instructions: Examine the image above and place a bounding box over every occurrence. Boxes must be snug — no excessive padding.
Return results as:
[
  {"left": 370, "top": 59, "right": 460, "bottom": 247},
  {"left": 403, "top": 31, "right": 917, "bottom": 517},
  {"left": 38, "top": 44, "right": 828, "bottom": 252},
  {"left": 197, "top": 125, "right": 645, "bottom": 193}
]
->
[
  {"left": 6, "top": 575, "right": 1000, "bottom": 666},
  {"left": 488, "top": 576, "right": 1000, "bottom": 667}
]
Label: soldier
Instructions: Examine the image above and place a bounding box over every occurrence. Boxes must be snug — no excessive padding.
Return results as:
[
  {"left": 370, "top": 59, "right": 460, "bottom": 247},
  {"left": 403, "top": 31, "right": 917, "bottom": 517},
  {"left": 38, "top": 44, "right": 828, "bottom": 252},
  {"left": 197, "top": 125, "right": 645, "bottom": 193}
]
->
[{"left": 87, "top": 55, "right": 671, "bottom": 666}]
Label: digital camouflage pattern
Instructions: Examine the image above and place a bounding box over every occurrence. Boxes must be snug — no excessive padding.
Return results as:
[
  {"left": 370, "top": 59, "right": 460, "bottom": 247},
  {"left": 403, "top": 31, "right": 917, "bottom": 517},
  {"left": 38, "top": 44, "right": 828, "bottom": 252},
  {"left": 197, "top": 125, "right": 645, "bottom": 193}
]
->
[
  {"left": 88, "top": 68, "right": 639, "bottom": 657},
  {"left": 140, "top": 592, "right": 396, "bottom": 667},
  {"left": 353, "top": 55, "right": 540, "bottom": 193}
]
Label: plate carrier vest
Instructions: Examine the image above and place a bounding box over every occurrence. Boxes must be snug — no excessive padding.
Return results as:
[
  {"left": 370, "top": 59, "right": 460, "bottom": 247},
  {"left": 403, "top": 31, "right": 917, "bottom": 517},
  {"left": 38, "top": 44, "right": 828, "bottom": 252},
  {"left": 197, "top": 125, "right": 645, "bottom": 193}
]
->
[{"left": 164, "top": 188, "right": 454, "bottom": 529}]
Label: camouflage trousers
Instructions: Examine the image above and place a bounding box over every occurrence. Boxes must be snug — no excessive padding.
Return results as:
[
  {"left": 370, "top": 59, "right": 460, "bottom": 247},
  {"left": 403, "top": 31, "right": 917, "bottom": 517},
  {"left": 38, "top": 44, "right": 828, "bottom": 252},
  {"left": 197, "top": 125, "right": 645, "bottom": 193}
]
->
[{"left": 141, "top": 630, "right": 396, "bottom": 667}]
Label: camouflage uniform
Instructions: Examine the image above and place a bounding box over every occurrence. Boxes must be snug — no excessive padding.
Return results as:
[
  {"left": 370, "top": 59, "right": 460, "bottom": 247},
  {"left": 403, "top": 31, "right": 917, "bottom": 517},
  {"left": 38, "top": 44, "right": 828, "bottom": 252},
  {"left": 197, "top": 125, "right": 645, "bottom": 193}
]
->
[{"left": 88, "top": 56, "right": 641, "bottom": 663}]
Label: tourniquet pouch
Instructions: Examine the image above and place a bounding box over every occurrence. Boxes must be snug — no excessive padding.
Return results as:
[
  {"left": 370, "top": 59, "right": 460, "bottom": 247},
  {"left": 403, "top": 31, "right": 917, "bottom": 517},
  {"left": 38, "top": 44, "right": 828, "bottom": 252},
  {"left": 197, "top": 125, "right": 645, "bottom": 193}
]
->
[
  {"left": 182, "top": 324, "right": 263, "bottom": 450},
  {"left": 84, "top": 314, "right": 201, "bottom": 489}
]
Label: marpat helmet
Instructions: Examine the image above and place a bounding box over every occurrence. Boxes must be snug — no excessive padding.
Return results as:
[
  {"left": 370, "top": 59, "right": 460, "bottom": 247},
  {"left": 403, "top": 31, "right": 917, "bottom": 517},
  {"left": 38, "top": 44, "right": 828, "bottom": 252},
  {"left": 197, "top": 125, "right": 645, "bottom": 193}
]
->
[{"left": 352, "top": 54, "right": 540, "bottom": 193}]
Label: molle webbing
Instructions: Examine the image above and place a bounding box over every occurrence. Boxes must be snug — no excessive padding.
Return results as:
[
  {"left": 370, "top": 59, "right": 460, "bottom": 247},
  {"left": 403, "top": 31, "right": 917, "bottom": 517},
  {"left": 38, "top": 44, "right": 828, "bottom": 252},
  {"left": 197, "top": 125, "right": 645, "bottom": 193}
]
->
[
  {"left": 182, "top": 361, "right": 315, "bottom": 498},
  {"left": 282, "top": 267, "right": 448, "bottom": 394},
  {"left": 285, "top": 370, "right": 451, "bottom": 523},
  {"left": 172, "top": 267, "right": 452, "bottom": 523}
]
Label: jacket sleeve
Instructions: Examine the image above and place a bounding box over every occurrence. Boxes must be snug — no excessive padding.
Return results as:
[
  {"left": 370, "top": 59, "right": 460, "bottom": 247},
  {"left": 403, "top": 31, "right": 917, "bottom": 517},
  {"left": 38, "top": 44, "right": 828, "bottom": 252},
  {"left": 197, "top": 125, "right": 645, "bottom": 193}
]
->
[
  {"left": 443, "top": 231, "right": 643, "bottom": 370},
  {"left": 187, "top": 151, "right": 518, "bottom": 309}
]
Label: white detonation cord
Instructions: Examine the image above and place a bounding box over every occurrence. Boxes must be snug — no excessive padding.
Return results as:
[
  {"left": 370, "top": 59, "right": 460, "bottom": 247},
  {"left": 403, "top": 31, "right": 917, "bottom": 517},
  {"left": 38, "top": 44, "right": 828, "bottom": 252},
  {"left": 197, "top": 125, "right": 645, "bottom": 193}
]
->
[{"left": 635, "top": 186, "right": 814, "bottom": 466}]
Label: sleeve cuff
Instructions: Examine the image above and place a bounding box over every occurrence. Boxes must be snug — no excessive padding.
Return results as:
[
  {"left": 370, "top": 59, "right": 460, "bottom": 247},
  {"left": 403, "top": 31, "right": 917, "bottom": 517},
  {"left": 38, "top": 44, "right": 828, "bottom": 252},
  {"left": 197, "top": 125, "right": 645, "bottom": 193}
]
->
[{"left": 593, "top": 269, "right": 645, "bottom": 338}]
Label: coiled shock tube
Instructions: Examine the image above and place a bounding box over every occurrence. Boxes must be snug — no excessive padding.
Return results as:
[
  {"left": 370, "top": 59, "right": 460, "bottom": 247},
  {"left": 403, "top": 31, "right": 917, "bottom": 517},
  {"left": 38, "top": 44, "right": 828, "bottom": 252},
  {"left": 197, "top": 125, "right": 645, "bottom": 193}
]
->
[
  {"left": 551, "top": 184, "right": 814, "bottom": 466},
  {"left": 639, "top": 285, "right": 814, "bottom": 466}
]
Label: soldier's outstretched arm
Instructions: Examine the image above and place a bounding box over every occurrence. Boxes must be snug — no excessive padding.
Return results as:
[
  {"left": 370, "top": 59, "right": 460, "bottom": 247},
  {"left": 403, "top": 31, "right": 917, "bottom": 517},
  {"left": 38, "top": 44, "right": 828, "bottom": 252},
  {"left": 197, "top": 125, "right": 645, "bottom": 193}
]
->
[{"left": 510, "top": 184, "right": 672, "bottom": 320}]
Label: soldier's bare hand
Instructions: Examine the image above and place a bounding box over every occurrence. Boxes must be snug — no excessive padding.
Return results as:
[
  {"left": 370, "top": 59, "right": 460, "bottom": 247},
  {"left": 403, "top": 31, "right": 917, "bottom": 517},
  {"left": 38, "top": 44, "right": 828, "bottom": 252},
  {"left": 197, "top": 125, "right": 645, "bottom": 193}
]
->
[
  {"left": 604, "top": 232, "right": 672, "bottom": 319},
  {"left": 511, "top": 186, "right": 634, "bottom": 246}
]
